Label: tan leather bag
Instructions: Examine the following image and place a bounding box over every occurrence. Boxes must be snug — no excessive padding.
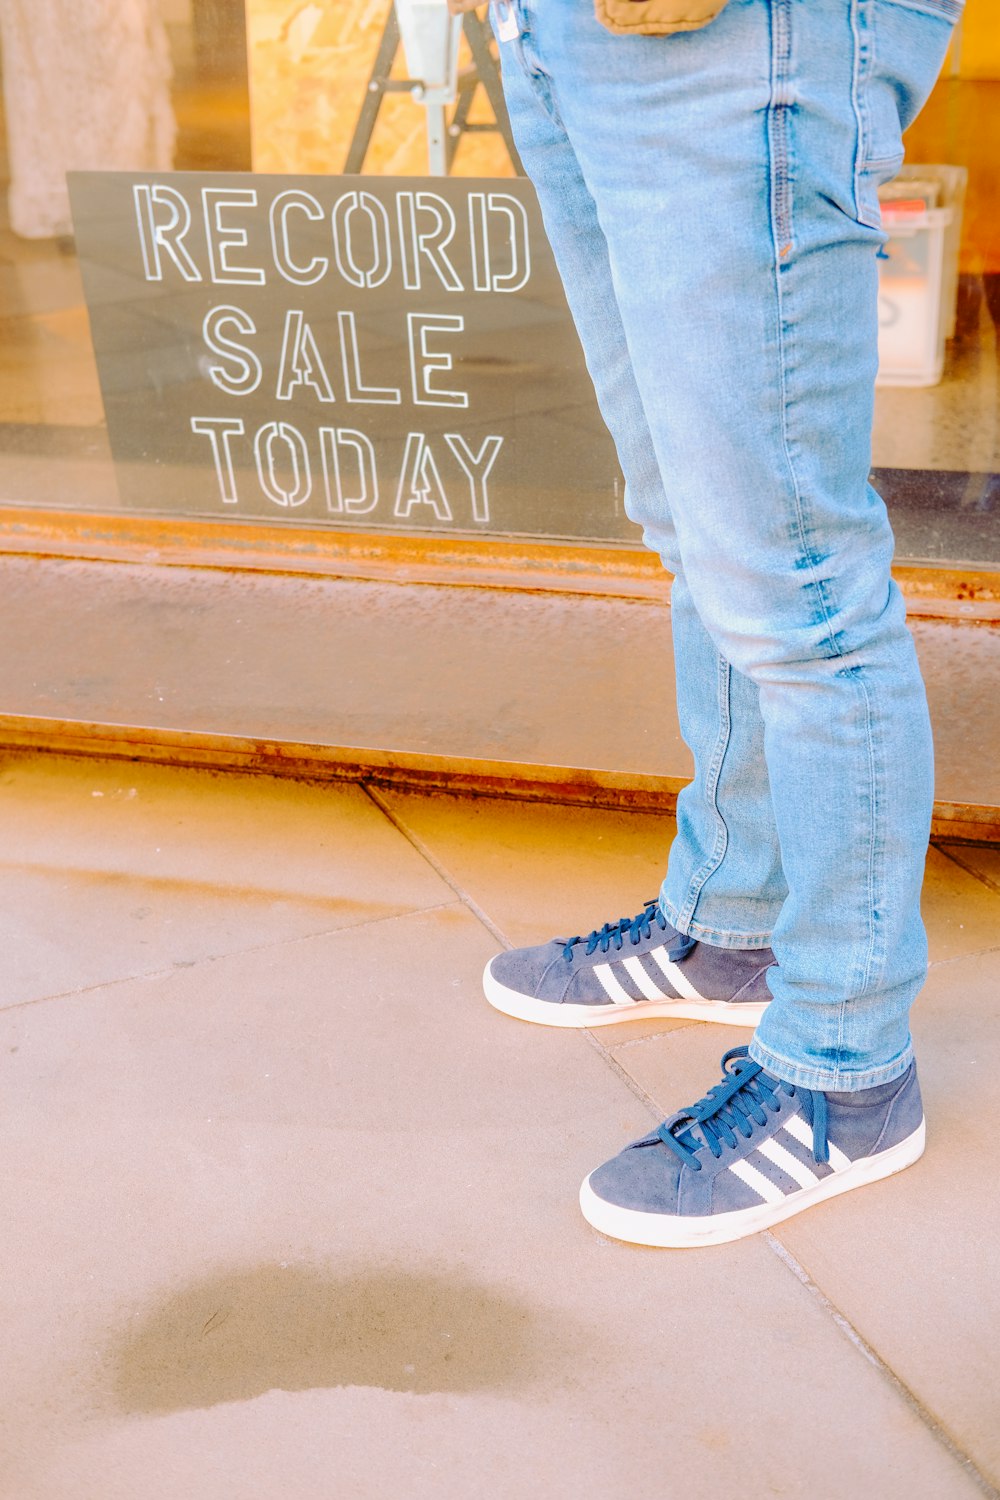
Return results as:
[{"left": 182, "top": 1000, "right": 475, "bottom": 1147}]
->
[{"left": 595, "top": 0, "right": 730, "bottom": 34}]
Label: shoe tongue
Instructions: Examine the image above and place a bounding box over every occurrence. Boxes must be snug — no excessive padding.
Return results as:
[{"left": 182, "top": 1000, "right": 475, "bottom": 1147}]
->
[{"left": 662, "top": 1108, "right": 703, "bottom": 1153}]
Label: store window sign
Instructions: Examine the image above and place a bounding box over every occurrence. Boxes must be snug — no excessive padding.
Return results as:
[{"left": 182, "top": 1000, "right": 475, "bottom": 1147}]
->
[{"left": 68, "top": 172, "right": 630, "bottom": 542}]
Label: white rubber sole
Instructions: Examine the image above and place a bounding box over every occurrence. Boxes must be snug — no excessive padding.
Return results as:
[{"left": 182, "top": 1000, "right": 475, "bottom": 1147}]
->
[
  {"left": 482, "top": 961, "right": 768, "bottom": 1029},
  {"left": 579, "top": 1119, "right": 926, "bottom": 1248}
]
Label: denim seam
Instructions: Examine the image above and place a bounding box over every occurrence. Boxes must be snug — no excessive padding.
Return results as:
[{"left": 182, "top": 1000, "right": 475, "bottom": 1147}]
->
[
  {"left": 672, "top": 651, "right": 733, "bottom": 932},
  {"left": 767, "top": 0, "right": 841, "bottom": 658},
  {"left": 508, "top": 3, "right": 565, "bottom": 128},
  {"left": 816, "top": 664, "right": 881, "bottom": 1072},
  {"left": 774, "top": 0, "right": 892, "bottom": 1077},
  {"left": 768, "top": 0, "right": 874, "bottom": 1084},
  {"left": 849, "top": 0, "right": 871, "bottom": 226},
  {"left": 856, "top": 666, "right": 884, "bottom": 996},
  {"left": 768, "top": 0, "right": 794, "bottom": 253}
]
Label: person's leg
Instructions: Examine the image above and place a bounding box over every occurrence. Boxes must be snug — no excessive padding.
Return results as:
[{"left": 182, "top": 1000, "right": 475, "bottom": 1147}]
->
[
  {"left": 483, "top": 14, "right": 791, "bottom": 1031},
  {"left": 490, "top": 16, "right": 788, "bottom": 947},
  {"left": 500, "top": 0, "right": 955, "bottom": 1093},
  {"left": 489, "top": 0, "right": 960, "bottom": 1241}
]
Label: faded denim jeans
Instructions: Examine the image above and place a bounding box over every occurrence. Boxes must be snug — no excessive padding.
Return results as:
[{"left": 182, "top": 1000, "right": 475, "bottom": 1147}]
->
[{"left": 494, "top": 0, "right": 962, "bottom": 1088}]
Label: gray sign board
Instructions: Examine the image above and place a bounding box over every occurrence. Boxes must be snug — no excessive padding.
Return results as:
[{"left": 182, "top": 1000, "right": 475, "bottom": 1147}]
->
[{"left": 68, "top": 172, "right": 632, "bottom": 544}]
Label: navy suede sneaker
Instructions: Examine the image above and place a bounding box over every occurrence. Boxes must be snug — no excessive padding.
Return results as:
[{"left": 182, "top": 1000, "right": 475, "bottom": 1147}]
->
[
  {"left": 483, "top": 901, "right": 774, "bottom": 1028},
  {"left": 580, "top": 1046, "right": 925, "bottom": 1247}
]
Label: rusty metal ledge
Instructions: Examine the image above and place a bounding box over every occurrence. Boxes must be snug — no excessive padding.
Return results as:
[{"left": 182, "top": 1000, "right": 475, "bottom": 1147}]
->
[
  {"left": 2, "top": 508, "right": 999, "bottom": 621},
  {"left": 0, "top": 717, "right": 684, "bottom": 808},
  {"left": 1, "top": 718, "right": 998, "bottom": 843},
  {"left": 0, "top": 553, "right": 997, "bottom": 840}
]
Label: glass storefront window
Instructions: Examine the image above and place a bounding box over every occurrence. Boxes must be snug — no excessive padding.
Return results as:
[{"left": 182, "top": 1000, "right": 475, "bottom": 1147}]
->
[
  {"left": 0, "top": 0, "right": 250, "bottom": 514},
  {"left": 0, "top": 1, "right": 996, "bottom": 564},
  {"left": 872, "top": 6, "right": 1000, "bottom": 566}
]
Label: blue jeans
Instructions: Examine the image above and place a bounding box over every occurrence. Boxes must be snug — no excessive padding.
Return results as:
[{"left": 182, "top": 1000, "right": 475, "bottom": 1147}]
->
[{"left": 495, "top": 0, "right": 961, "bottom": 1089}]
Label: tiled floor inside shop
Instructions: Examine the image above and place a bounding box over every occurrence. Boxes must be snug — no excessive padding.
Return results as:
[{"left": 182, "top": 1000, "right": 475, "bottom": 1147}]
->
[{"left": 1, "top": 751, "right": 999, "bottom": 1500}]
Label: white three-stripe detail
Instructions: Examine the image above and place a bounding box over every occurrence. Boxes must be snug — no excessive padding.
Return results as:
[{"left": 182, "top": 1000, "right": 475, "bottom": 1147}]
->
[
  {"left": 622, "top": 957, "right": 666, "bottom": 1001},
  {"left": 782, "top": 1113, "right": 852, "bottom": 1172},
  {"left": 756, "top": 1137, "right": 820, "bottom": 1189},
  {"left": 647, "top": 946, "right": 706, "bottom": 1001},
  {"left": 728, "top": 1159, "right": 787, "bottom": 1206},
  {"left": 729, "top": 1113, "right": 856, "bottom": 1206},
  {"left": 593, "top": 963, "right": 634, "bottom": 1005}
]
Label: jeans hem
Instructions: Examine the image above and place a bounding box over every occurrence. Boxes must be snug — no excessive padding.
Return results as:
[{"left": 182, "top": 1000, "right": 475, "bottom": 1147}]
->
[
  {"left": 658, "top": 897, "right": 774, "bottom": 950},
  {"left": 747, "top": 1035, "right": 915, "bottom": 1092}
]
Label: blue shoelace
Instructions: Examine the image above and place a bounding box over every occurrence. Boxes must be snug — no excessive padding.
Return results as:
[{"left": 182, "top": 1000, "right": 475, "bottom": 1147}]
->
[
  {"left": 560, "top": 899, "right": 696, "bottom": 966},
  {"left": 658, "top": 1046, "right": 829, "bottom": 1167}
]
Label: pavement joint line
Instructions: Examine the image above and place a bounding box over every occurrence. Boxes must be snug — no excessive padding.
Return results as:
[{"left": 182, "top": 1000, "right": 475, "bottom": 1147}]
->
[
  {"left": 359, "top": 783, "right": 740, "bottom": 1118},
  {"left": 927, "top": 944, "right": 1000, "bottom": 971},
  {"left": 0, "top": 966, "right": 185, "bottom": 1016},
  {"left": 765, "top": 1233, "right": 1000, "bottom": 1500},
  {"left": 601, "top": 1021, "right": 698, "bottom": 1051},
  {"left": 0, "top": 898, "right": 468, "bottom": 1016},
  {"left": 581, "top": 1029, "right": 666, "bottom": 1116},
  {"left": 1, "top": 856, "right": 453, "bottom": 912},
  {"left": 932, "top": 844, "right": 1000, "bottom": 898},
  {"left": 361, "top": 782, "right": 512, "bottom": 951},
  {"left": 361, "top": 784, "right": 672, "bottom": 1117}
]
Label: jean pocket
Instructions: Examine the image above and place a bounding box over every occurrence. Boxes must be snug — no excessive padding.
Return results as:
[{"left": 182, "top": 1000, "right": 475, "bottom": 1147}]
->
[{"left": 852, "top": 0, "right": 962, "bottom": 229}]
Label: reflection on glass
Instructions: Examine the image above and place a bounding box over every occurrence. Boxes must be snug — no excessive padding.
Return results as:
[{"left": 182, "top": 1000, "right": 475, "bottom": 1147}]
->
[
  {"left": 246, "top": 0, "right": 515, "bottom": 178},
  {"left": 0, "top": 0, "right": 996, "bottom": 566},
  {"left": 873, "top": 10, "right": 999, "bottom": 565},
  {"left": 0, "top": 0, "right": 249, "bottom": 512},
  {"left": 1, "top": 1, "right": 175, "bottom": 240}
]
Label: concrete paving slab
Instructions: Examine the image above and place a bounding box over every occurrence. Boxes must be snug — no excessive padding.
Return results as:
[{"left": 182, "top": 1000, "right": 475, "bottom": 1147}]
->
[
  {"left": 602, "top": 972, "right": 1000, "bottom": 1488},
  {"left": 602, "top": 975, "right": 1000, "bottom": 1489},
  {"left": 375, "top": 788, "right": 998, "bottom": 1040},
  {"left": 0, "top": 753, "right": 452, "bottom": 905},
  {"left": 605, "top": 1023, "right": 770, "bottom": 1122},
  {"left": 773, "top": 948, "right": 1000, "bottom": 1488},
  {"left": 0, "top": 864, "right": 442, "bottom": 1011},
  {"left": 0, "top": 903, "right": 981, "bottom": 1500},
  {"left": 377, "top": 786, "right": 691, "bottom": 1042},
  {"left": 379, "top": 789, "right": 1000, "bottom": 961},
  {"left": 0, "top": 754, "right": 454, "bottom": 1005},
  {"left": 377, "top": 788, "right": 676, "bottom": 947},
  {"left": 937, "top": 842, "right": 1000, "bottom": 897},
  {"left": 924, "top": 845, "right": 1000, "bottom": 963}
]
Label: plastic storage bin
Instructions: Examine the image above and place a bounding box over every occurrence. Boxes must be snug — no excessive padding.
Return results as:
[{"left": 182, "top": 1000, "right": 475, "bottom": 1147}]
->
[{"left": 876, "top": 163, "right": 967, "bottom": 388}]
